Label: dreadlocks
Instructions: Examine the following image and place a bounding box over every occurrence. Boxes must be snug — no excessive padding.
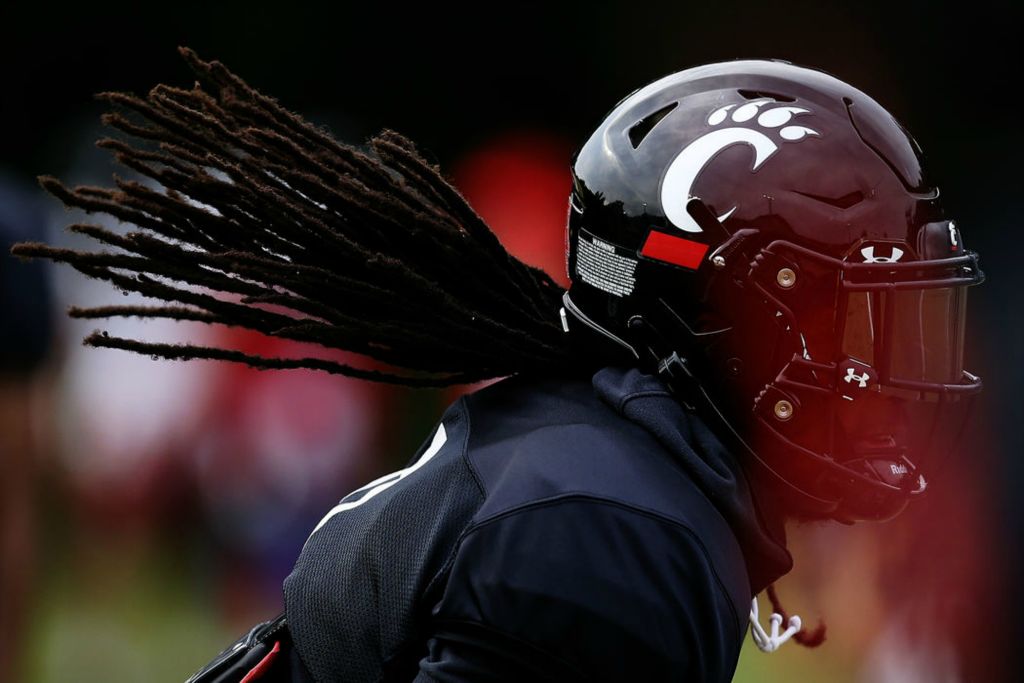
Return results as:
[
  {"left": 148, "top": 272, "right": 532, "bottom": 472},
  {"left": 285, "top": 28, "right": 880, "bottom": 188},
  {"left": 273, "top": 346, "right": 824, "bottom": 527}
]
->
[{"left": 12, "top": 47, "right": 575, "bottom": 386}]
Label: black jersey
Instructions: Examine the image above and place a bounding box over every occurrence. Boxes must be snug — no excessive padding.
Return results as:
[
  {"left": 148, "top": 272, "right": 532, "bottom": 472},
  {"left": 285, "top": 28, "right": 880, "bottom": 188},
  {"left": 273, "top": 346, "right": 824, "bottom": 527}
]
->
[{"left": 283, "top": 367, "right": 792, "bottom": 682}]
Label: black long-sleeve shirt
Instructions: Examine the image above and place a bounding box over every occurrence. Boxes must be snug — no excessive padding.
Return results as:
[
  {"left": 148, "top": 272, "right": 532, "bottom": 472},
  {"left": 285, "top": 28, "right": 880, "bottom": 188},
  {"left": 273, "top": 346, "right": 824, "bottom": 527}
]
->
[{"left": 283, "top": 367, "right": 792, "bottom": 682}]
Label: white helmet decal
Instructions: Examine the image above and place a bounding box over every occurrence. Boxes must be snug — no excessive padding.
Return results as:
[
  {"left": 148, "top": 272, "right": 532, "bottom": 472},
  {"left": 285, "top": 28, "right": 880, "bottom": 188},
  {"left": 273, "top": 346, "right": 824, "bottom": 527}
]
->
[{"left": 661, "top": 100, "right": 818, "bottom": 233}]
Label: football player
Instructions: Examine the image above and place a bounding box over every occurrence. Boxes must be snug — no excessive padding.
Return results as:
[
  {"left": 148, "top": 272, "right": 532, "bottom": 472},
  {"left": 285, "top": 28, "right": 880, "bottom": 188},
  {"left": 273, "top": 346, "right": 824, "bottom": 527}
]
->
[{"left": 13, "top": 50, "right": 983, "bottom": 682}]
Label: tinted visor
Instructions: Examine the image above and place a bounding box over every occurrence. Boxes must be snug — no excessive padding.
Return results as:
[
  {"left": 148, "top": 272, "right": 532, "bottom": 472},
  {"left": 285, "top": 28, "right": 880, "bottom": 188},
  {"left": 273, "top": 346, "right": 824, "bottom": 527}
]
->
[{"left": 842, "top": 287, "right": 968, "bottom": 384}]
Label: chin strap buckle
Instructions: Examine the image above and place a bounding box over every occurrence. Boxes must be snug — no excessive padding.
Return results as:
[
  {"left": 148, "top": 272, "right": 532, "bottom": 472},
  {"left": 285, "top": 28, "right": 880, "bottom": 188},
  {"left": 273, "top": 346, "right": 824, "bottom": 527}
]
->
[
  {"left": 749, "top": 597, "right": 802, "bottom": 653},
  {"left": 656, "top": 351, "right": 696, "bottom": 384},
  {"left": 655, "top": 352, "right": 700, "bottom": 410}
]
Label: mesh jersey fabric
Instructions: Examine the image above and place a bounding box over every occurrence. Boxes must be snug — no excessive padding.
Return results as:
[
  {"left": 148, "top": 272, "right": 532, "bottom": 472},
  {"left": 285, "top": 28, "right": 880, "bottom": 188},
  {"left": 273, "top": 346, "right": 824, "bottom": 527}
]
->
[{"left": 284, "top": 407, "right": 482, "bottom": 682}]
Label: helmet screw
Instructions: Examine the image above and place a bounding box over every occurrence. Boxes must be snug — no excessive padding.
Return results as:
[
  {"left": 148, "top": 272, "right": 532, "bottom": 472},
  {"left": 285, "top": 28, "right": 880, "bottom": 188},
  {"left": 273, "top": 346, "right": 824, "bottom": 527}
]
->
[
  {"left": 711, "top": 255, "right": 726, "bottom": 269},
  {"left": 776, "top": 268, "right": 797, "bottom": 289},
  {"left": 773, "top": 399, "right": 794, "bottom": 421}
]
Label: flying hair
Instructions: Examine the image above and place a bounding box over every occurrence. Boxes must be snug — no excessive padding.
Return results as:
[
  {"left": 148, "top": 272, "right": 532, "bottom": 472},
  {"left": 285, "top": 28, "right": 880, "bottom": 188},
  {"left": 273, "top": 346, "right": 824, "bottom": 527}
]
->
[{"left": 12, "top": 47, "right": 574, "bottom": 386}]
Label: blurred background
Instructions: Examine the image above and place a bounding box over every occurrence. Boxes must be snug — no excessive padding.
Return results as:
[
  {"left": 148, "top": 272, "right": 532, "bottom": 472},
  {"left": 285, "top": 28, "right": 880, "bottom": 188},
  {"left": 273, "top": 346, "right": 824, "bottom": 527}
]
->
[{"left": 0, "top": 1, "right": 1019, "bottom": 681}]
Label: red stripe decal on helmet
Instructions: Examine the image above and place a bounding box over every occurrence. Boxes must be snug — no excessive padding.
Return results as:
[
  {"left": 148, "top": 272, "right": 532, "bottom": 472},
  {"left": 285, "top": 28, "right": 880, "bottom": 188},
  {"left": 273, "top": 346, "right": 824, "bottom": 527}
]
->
[{"left": 640, "top": 231, "right": 709, "bottom": 269}]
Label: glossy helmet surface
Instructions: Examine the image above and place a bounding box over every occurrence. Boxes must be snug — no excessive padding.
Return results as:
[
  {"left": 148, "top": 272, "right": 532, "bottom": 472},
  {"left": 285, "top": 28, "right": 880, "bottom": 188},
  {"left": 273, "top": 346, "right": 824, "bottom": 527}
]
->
[{"left": 563, "top": 59, "right": 983, "bottom": 522}]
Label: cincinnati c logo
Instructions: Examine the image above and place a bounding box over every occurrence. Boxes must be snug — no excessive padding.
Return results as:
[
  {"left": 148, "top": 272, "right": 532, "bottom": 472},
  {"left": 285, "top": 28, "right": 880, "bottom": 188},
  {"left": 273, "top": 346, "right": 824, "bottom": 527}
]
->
[{"left": 661, "top": 100, "right": 819, "bottom": 233}]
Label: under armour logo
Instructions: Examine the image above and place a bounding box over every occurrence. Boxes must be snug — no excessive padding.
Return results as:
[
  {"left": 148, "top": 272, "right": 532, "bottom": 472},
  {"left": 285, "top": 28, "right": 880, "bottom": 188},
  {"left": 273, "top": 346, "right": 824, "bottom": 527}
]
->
[
  {"left": 861, "top": 246, "right": 904, "bottom": 264},
  {"left": 843, "top": 367, "right": 870, "bottom": 388}
]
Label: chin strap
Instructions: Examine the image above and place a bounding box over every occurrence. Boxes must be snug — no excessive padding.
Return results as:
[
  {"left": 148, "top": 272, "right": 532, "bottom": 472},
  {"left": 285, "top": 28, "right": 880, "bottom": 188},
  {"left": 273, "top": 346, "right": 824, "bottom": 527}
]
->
[{"left": 749, "top": 596, "right": 802, "bottom": 653}]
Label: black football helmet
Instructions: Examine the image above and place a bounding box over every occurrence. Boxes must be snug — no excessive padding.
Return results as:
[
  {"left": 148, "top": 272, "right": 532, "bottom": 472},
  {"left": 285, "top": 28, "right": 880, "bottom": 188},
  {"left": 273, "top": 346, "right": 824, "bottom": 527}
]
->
[{"left": 563, "top": 60, "right": 984, "bottom": 523}]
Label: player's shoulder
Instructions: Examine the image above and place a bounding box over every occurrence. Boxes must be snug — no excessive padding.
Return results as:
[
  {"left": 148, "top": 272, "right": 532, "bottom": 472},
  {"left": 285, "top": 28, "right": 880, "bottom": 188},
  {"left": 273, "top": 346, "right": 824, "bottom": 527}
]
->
[
  {"left": 437, "top": 371, "right": 751, "bottom": 677},
  {"left": 461, "top": 371, "right": 734, "bottom": 544},
  {"left": 431, "top": 492, "right": 745, "bottom": 681}
]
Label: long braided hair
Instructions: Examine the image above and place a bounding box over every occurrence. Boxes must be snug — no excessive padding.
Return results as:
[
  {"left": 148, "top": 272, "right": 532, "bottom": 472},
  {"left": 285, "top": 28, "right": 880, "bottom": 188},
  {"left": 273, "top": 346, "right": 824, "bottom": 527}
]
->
[{"left": 12, "top": 48, "right": 575, "bottom": 387}]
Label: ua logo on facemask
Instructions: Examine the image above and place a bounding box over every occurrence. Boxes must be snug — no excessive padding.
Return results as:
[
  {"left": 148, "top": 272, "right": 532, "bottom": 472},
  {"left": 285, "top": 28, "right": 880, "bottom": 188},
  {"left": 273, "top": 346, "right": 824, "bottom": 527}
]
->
[
  {"left": 860, "top": 246, "right": 904, "bottom": 263},
  {"left": 843, "top": 367, "right": 871, "bottom": 388},
  {"left": 661, "top": 100, "right": 819, "bottom": 233}
]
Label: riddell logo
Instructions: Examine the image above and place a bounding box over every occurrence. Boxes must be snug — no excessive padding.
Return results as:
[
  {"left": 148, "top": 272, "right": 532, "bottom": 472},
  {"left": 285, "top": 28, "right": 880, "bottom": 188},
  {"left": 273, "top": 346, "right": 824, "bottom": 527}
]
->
[{"left": 661, "top": 99, "right": 819, "bottom": 233}]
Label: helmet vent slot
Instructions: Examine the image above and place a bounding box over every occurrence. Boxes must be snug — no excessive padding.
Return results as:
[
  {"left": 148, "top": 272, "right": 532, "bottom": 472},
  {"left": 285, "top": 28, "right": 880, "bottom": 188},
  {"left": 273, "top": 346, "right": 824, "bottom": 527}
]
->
[
  {"left": 738, "top": 89, "right": 796, "bottom": 103},
  {"left": 843, "top": 95, "right": 924, "bottom": 193},
  {"left": 793, "top": 189, "right": 865, "bottom": 209},
  {"left": 628, "top": 102, "right": 678, "bottom": 149}
]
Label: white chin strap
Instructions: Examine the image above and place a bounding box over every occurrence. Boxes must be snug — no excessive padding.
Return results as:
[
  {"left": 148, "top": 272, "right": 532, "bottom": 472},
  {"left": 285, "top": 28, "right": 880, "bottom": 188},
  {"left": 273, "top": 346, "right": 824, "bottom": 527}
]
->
[{"left": 750, "top": 596, "right": 802, "bottom": 653}]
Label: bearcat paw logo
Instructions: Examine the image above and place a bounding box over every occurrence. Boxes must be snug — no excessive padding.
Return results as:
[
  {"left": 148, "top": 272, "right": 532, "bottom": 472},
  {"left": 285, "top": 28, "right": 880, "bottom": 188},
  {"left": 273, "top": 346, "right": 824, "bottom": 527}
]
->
[
  {"left": 662, "top": 99, "right": 820, "bottom": 233},
  {"left": 707, "top": 100, "right": 818, "bottom": 141}
]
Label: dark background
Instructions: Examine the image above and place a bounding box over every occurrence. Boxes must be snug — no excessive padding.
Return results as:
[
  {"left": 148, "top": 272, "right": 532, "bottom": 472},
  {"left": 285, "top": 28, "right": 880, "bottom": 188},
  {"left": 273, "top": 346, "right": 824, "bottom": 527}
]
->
[{"left": 1, "top": 1, "right": 1020, "bottom": 680}]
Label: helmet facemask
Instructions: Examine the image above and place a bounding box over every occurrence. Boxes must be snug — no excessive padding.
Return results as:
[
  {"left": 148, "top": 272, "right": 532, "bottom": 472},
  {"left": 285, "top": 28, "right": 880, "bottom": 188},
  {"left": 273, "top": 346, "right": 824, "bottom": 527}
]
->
[{"left": 705, "top": 236, "right": 984, "bottom": 522}]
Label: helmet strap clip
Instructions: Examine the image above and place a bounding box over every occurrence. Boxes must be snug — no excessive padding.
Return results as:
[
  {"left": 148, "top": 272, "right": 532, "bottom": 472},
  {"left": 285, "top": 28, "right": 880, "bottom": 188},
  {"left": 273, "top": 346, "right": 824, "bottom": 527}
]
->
[
  {"left": 656, "top": 352, "right": 701, "bottom": 411},
  {"left": 749, "top": 596, "right": 802, "bottom": 653}
]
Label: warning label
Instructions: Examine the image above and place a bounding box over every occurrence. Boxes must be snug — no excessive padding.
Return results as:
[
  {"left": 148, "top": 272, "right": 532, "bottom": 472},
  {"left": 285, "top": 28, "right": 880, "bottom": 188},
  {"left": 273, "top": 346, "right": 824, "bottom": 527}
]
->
[{"left": 576, "top": 232, "right": 638, "bottom": 297}]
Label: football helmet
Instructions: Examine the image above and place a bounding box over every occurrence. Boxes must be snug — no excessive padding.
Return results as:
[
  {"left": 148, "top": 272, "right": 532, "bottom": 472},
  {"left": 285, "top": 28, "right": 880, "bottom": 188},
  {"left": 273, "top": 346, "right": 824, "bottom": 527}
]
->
[{"left": 563, "top": 60, "right": 984, "bottom": 522}]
